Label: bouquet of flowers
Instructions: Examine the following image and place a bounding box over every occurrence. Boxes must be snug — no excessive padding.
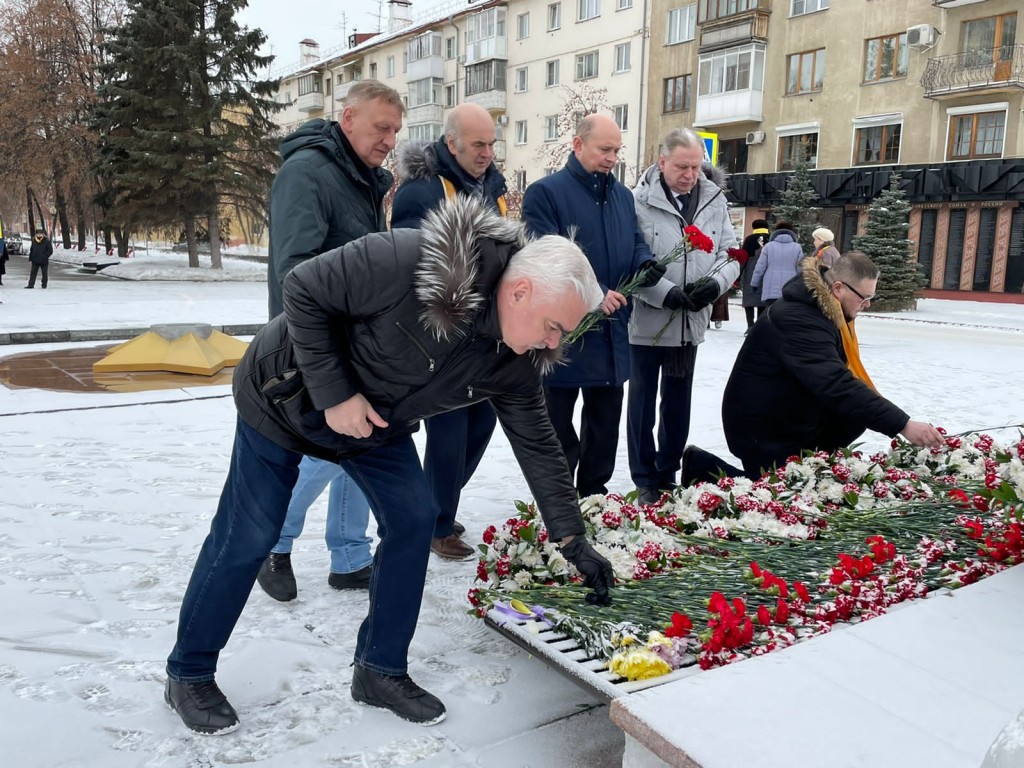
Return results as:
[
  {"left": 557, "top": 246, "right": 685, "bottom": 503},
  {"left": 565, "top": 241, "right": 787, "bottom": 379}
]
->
[{"left": 564, "top": 224, "right": 714, "bottom": 346}]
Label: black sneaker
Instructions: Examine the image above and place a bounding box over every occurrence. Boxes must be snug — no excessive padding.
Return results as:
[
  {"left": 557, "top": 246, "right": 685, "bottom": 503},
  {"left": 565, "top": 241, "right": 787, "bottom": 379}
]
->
[
  {"left": 351, "top": 665, "right": 446, "bottom": 725},
  {"left": 636, "top": 487, "right": 662, "bottom": 506},
  {"left": 165, "top": 678, "right": 239, "bottom": 734},
  {"left": 257, "top": 552, "right": 297, "bottom": 602},
  {"left": 328, "top": 564, "right": 372, "bottom": 590}
]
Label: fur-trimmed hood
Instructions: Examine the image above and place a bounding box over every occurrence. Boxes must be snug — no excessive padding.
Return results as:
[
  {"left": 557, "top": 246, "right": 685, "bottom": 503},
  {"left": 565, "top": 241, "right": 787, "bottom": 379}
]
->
[
  {"left": 412, "top": 194, "right": 562, "bottom": 371},
  {"left": 396, "top": 140, "right": 439, "bottom": 182},
  {"left": 799, "top": 257, "right": 845, "bottom": 330}
]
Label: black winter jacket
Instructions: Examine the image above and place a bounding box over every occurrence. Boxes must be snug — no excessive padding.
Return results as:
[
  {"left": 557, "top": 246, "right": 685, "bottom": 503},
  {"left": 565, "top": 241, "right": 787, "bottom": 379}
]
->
[
  {"left": 723, "top": 259, "right": 909, "bottom": 465},
  {"left": 233, "top": 196, "right": 585, "bottom": 541},
  {"left": 391, "top": 138, "right": 507, "bottom": 229},
  {"left": 267, "top": 119, "right": 393, "bottom": 319},
  {"left": 29, "top": 235, "right": 53, "bottom": 266}
]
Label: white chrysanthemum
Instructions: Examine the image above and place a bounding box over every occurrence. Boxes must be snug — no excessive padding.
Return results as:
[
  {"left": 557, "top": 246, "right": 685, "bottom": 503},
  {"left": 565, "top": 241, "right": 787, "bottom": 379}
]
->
[{"left": 514, "top": 570, "right": 534, "bottom": 588}]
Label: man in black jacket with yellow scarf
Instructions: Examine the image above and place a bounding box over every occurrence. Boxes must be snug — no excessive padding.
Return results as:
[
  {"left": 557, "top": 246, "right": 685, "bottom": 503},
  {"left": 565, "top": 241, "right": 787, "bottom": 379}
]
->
[{"left": 722, "top": 251, "right": 943, "bottom": 477}]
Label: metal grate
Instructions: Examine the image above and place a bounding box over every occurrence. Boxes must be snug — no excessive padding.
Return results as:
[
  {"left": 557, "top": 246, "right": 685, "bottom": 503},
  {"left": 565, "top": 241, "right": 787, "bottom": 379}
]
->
[{"left": 484, "top": 610, "right": 702, "bottom": 700}]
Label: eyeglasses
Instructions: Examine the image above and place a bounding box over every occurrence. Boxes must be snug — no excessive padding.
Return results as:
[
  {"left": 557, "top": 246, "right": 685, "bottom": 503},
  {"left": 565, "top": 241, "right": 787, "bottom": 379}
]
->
[{"left": 839, "top": 281, "right": 875, "bottom": 306}]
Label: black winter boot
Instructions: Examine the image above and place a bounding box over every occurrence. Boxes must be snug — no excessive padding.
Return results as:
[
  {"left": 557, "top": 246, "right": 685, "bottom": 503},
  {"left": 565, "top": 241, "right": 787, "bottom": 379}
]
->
[
  {"left": 257, "top": 552, "right": 297, "bottom": 602},
  {"left": 165, "top": 678, "right": 239, "bottom": 734}
]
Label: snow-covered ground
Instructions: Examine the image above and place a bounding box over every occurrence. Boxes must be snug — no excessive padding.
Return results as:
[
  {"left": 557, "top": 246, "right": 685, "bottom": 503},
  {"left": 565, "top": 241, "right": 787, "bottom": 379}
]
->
[{"left": 1, "top": 258, "right": 1022, "bottom": 767}]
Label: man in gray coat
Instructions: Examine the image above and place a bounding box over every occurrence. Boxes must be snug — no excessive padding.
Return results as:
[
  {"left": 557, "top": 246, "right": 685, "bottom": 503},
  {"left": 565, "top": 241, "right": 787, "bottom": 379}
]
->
[{"left": 628, "top": 128, "right": 739, "bottom": 503}]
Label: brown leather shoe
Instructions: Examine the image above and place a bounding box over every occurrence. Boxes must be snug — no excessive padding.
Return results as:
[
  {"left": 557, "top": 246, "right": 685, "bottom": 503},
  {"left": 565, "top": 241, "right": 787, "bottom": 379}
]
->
[{"left": 430, "top": 534, "right": 475, "bottom": 560}]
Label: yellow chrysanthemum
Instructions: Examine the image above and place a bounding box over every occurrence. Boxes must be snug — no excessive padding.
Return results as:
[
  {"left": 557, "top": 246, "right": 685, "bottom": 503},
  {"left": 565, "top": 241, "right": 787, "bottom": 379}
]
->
[{"left": 608, "top": 647, "right": 671, "bottom": 681}]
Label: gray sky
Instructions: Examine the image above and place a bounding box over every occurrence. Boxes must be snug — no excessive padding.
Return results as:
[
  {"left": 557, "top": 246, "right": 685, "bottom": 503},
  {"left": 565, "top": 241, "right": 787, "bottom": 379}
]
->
[{"left": 237, "top": 0, "right": 384, "bottom": 67}]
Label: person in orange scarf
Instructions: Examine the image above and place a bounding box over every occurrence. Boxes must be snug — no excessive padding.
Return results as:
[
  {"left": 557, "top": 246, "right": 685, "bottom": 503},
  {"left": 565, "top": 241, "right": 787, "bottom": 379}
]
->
[{"left": 679, "top": 251, "right": 945, "bottom": 484}]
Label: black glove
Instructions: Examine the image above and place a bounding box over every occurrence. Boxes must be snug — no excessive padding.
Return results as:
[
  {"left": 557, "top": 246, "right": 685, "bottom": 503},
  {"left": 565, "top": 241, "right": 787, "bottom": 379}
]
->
[
  {"left": 636, "top": 259, "right": 667, "bottom": 288},
  {"left": 662, "top": 286, "right": 697, "bottom": 312},
  {"left": 684, "top": 277, "right": 721, "bottom": 312},
  {"left": 560, "top": 537, "right": 614, "bottom": 606}
]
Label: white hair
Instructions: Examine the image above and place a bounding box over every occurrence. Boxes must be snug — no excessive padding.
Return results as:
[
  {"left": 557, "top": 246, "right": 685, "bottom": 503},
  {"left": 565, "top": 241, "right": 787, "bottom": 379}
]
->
[{"left": 503, "top": 236, "right": 603, "bottom": 310}]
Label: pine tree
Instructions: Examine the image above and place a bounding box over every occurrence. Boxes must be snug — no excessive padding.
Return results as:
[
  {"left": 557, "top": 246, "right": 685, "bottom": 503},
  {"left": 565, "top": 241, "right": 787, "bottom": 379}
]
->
[
  {"left": 852, "top": 174, "right": 923, "bottom": 312},
  {"left": 92, "top": 0, "right": 279, "bottom": 265},
  {"left": 771, "top": 158, "right": 819, "bottom": 253}
]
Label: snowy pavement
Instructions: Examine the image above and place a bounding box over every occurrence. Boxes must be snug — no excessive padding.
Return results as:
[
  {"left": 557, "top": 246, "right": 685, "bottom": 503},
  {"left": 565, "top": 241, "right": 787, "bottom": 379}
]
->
[{"left": 1, "top": 260, "right": 1023, "bottom": 767}]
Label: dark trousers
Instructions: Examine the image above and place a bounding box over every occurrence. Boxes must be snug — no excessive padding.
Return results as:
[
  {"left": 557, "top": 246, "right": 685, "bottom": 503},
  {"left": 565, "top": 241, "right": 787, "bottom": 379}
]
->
[
  {"left": 626, "top": 344, "right": 697, "bottom": 490},
  {"left": 167, "top": 418, "right": 438, "bottom": 681},
  {"left": 27, "top": 263, "right": 48, "bottom": 288},
  {"left": 544, "top": 384, "right": 623, "bottom": 496},
  {"left": 423, "top": 402, "right": 497, "bottom": 538},
  {"left": 744, "top": 306, "right": 763, "bottom": 328}
]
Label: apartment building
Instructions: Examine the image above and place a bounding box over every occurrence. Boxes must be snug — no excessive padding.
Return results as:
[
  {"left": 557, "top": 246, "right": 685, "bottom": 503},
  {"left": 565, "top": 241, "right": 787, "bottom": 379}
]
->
[
  {"left": 645, "top": 0, "right": 1023, "bottom": 295},
  {"left": 269, "top": 0, "right": 1022, "bottom": 295},
  {"left": 269, "top": 0, "right": 648, "bottom": 194}
]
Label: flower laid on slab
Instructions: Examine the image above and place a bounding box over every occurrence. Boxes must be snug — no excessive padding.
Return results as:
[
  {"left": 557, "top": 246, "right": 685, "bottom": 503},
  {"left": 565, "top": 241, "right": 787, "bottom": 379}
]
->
[{"left": 469, "top": 429, "right": 1024, "bottom": 681}]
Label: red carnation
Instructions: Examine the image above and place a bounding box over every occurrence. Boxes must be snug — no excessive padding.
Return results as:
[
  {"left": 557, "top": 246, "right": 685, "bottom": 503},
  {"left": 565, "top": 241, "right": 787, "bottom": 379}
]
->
[
  {"left": 683, "top": 225, "right": 714, "bottom": 253},
  {"left": 665, "top": 611, "right": 693, "bottom": 638}
]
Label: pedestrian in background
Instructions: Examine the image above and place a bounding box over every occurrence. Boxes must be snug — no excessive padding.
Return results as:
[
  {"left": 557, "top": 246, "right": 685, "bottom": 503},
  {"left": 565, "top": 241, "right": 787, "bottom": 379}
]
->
[
  {"left": 26, "top": 229, "right": 52, "bottom": 289},
  {"left": 750, "top": 220, "right": 803, "bottom": 308},
  {"left": 740, "top": 218, "right": 770, "bottom": 332},
  {"left": 812, "top": 227, "right": 840, "bottom": 267}
]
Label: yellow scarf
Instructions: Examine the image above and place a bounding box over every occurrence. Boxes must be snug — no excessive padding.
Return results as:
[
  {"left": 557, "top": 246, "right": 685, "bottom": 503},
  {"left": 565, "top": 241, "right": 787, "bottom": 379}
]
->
[{"left": 838, "top": 316, "right": 876, "bottom": 391}]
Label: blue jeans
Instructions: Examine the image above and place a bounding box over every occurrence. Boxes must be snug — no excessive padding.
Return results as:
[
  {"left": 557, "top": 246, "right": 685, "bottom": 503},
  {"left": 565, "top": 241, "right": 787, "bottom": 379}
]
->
[
  {"left": 271, "top": 456, "right": 372, "bottom": 575},
  {"left": 167, "top": 418, "right": 437, "bottom": 681},
  {"left": 423, "top": 403, "right": 496, "bottom": 538},
  {"left": 626, "top": 344, "right": 697, "bottom": 489}
]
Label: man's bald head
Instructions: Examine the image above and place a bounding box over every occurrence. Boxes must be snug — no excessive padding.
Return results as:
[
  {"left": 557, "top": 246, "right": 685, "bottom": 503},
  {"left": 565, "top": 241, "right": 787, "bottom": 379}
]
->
[
  {"left": 572, "top": 114, "right": 622, "bottom": 175},
  {"left": 444, "top": 103, "right": 497, "bottom": 179}
]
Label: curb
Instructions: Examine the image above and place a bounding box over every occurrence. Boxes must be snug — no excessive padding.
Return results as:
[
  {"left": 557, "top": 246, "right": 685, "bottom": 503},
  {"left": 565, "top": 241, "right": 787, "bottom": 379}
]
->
[{"left": 0, "top": 323, "right": 265, "bottom": 346}]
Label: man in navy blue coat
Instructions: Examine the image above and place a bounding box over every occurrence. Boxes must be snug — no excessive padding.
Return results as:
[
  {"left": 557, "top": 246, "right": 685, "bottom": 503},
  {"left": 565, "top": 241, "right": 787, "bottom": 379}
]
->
[
  {"left": 522, "top": 114, "right": 652, "bottom": 496},
  {"left": 391, "top": 103, "right": 508, "bottom": 560}
]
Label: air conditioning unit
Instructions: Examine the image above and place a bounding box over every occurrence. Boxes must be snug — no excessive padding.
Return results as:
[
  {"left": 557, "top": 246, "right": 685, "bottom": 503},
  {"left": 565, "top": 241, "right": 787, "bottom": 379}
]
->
[
  {"left": 907, "top": 24, "right": 938, "bottom": 48},
  {"left": 745, "top": 130, "right": 766, "bottom": 146},
  {"left": 456, "top": 54, "right": 467, "bottom": 65},
  {"left": 496, "top": 115, "right": 510, "bottom": 125}
]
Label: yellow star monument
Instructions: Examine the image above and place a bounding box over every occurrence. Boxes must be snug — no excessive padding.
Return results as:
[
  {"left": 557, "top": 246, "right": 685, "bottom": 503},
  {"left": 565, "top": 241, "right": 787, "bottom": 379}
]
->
[{"left": 92, "top": 323, "right": 249, "bottom": 377}]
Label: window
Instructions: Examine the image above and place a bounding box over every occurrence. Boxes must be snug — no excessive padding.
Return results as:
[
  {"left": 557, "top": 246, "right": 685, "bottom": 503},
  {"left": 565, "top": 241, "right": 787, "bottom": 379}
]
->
[
  {"left": 613, "top": 103, "right": 629, "bottom": 131},
  {"left": 466, "top": 8, "right": 506, "bottom": 47},
  {"left": 517, "top": 12, "right": 530, "bottom": 39},
  {"left": 576, "top": 50, "right": 599, "bottom": 80},
  {"left": 618, "top": 0, "right": 633, "bottom": 8},
  {"left": 718, "top": 138, "right": 748, "bottom": 174},
  {"left": 854, "top": 123, "right": 902, "bottom": 165},
  {"left": 778, "top": 131, "right": 818, "bottom": 170},
  {"left": 515, "top": 120, "right": 528, "bottom": 144},
  {"left": 546, "top": 59, "right": 561, "bottom": 86},
  {"left": 667, "top": 4, "right": 697, "bottom": 44},
  {"left": 386, "top": 56, "right": 395, "bottom": 78},
  {"left": 515, "top": 170, "right": 527, "bottom": 190},
  {"left": 961, "top": 13, "right": 1017, "bottom": 66},
  {"left": 948, "top": 110, "right": 1006, "bottom": 160},
  {"left": 409, "top": 123, "right": 443, "bottom": 143},
  {"left": 790, "top": 0, "right": 828, "bottom": 16},
  {"left": 445, "top": 84, "right": 456, "bottom": 107},
  {"left": 297, "top": 73, "right": 321, "bottom": 96},
  {"left": 403, "top": 52, "right": 408, "bottom": 73},
  {"left": 545, "top": 115, "right": 559, "bottom": 141},
  {"left": 612, "top": 162, "right": 627, "bottom": 183},
  {"left": 445, "top": 36, "right": 457, "bottom": 60},
  {"left": 465, "top": 60, "right": 506, "bottom": 95},
  {"left": 369, "top": 62, "right": 378, "bottom": 79},
  {"left": 663, "top": 74, "right": 692, "bottom": 112},
  {"left": 614, "top": 43, "right": 631, "bottom": 72},
  {"left": 515, "top": 67, "right": 528, "bottom": 92},
  {"left": 408, "top": 32, "right": 442, "bottom": 62},
  {"left": 701, "top": 0, "right": 758, "bottom": 22},
  {"left": 863, "top": 33, "right": 908, "bottom": 82},
  {"left": 578, "top": 0, "right": 600, "bottom": 22},
  {"left": 699, "top": 45, "right": 764, "bottom": 96},
  {"left": 407, "top": 77, "right": 442, "bottom": 107},
  {"left": 786, "top": 48, "right": 826, "bottom": 94},
  {"left": 545, "top": 167, "right": 558, "bottom": 176},
  {"left": 547, "top": 2, "right": 562, "bottom": 30}
]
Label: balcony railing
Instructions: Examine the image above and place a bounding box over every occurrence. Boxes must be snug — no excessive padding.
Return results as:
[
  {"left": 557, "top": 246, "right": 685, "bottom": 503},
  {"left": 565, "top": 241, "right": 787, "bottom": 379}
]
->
[
  {"left": 296, "top": 91, "right": 325, "bottom": 113},
  {"left": 465, "top": 90, "right": 507, "bottom": 113},
  {"left": 699, "top": 8, "right": 770, "bottom": 53},
  {"left": 932, "top": 0, "right": 991, "bottom": 6},
  {"left": 921, "top": 45, "right": 1024, "bottom": 97},
  {"left": 335, "top": 78, "right": 361, "bottom": 102}
]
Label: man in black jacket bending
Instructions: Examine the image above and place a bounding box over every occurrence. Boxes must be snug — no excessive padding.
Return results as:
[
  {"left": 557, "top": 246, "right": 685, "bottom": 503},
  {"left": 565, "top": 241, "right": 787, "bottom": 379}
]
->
[
  {"left": 164, "top": 196, "right": 614, "bottom": 735},
  {"left": 722, "top": 251, "right": 943, "bottom": 477}
]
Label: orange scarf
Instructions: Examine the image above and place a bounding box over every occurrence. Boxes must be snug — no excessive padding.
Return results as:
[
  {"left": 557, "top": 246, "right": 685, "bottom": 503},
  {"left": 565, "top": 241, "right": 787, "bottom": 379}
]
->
[{"left": 839, "top": 317, "right": 876, "bottom": 391}]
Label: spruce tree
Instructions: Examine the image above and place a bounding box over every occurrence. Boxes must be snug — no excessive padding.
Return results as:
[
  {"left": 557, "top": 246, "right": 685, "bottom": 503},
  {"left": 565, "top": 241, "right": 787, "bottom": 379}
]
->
[
  {"left": 92, "top": 0, "right": 279, "bottom": 266},
  {"left": 853, "top": 173, "right": 923, "bottom": 312},
  {"left": 771, "top": 158, "right": 820, "bottom": 253}
]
